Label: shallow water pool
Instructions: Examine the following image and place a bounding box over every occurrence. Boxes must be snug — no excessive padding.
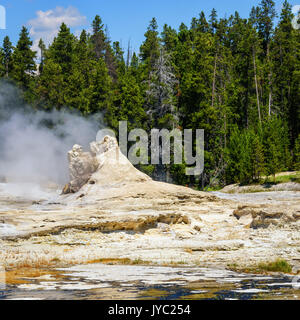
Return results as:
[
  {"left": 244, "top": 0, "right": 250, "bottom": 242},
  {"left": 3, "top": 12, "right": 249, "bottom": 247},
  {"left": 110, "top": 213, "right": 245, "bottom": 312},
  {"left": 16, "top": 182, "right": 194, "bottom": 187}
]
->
[{"left": 1, "top": 264, "right": 299, "bottom": 300}]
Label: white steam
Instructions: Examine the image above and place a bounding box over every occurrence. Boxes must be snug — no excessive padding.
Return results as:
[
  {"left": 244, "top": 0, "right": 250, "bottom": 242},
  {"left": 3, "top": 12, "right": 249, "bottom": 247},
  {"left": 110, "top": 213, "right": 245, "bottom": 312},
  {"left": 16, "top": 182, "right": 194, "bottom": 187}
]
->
[{"left": 0, "top": 82, "right": 102, "bottom": 187}]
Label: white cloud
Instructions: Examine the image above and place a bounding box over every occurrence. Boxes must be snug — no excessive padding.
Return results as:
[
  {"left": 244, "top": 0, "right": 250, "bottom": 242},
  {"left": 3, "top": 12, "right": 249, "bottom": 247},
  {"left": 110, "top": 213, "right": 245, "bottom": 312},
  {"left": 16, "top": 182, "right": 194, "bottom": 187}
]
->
[{"left": 28, "top": 6, "right": 87, "bottom": 58}]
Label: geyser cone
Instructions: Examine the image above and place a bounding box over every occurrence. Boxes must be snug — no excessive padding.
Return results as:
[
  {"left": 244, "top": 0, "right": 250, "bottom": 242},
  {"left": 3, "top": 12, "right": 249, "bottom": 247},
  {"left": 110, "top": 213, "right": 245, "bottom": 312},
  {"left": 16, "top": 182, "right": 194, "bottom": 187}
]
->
[
  {"left": 63, "top": 136, "right": 150, "bottom": 194},
  {"left": 61, "top": 135, "right": 212, "bottom": 206}
]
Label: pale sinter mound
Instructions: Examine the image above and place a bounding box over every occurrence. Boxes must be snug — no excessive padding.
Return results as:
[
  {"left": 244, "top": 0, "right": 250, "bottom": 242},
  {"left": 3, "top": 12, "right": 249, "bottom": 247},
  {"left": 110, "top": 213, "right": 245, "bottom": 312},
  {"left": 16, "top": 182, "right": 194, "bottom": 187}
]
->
[{"left": 62, "top": 136, "right": 151, "bottom": 194}]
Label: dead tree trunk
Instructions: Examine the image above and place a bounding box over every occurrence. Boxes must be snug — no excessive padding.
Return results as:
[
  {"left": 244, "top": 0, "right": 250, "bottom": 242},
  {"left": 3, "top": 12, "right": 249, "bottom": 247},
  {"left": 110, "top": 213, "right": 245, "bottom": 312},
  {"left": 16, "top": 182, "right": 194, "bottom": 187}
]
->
[
  {"left": 267, "top": 44, "right": 273, "bottom": 117},
  {"left": 211, "top": 52, "right": 218, "bottom": 108},
  {"left": 253, "top": 46, "right": 262, "bottom": 126}
]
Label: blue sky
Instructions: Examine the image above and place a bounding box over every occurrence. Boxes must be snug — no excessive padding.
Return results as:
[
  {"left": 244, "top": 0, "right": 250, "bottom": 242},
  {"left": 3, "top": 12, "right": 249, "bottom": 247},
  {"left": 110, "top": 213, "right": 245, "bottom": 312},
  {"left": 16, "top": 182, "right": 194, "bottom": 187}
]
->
[{"left": 0, "top": 0, "right": 298, "bottom": 54}]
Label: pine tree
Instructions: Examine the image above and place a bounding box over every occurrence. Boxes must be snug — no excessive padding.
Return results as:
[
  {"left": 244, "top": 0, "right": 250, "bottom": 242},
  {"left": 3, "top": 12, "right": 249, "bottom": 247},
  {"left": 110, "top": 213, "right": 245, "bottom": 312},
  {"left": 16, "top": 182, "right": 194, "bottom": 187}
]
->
[
  {"left": 91, "top": 15, "right": 106, "bottom": 60},
  {"left": 35, "top": 59, "right": 64, "bottom": 110},
  {"left": 105, "top": 28, "right": 118, "bottom": 80},
  {"left": 113, "top": 41, "right": 125, "bottom": 76},
  {"left": 65, "top": 30, "right": 92, "bottom": 114},
  {"left": 257, "top": 0, "right": 276, "bottom": 116},
  {"left": 0, "top": 48, "right": 5, "bottom": 77},
  {"left": 2, "top": 36, "right": 13, "bottom": 77},
  {"left": 257, "top": 0, "right": 276, "bottom": 55},
  {"left": 239, "top": 130, "right": 254, "bottom": 184},
  {"left": 291, "top": 5, "right": 300, "bottom": 143},
  {"left": 197, "top": 12, "right": 210, "bottom": 33},
  {"left": 11, "top": 27, "right": 36, "bottom": 90},
  {"left": 140, "top": 18, "right": 160, "bottom": 73},
  {"left": 111, "top": 71, "right": 146, "bottom": 131},
  {"left": 75, "top": 30, "right": 90, "bottom": 64},
  {"left": 130, "top": 52, "right": 139, "bottom": 69},
  {"left": 209, "top": 8, "right": 218, "bottom": 34},
  {"left": 263, "top": 116, "right": 291, "bottom": 181},
  {"left": 294, "top": 134, "right": 300, "bottom": 170},
  {"left": 161, "top": 24, "right": 178, "bottom": 53},
  {"left": 47, "top": 23, "right": 75, "bottom": 75},
  {"left": 226, "top": 128, "right": 264, "bottom": 184},
  {"left": 36, "top": 23, "right": 75, "bottom": 109},
  {"left": 251, "top": 131, "right": 265, "bottom": 181},
  {"left": 272, "top": 1, "right": 297, "bottom": 140},
  {"left": 38, "top": 38, "right": 46, "bottom": 74},
  {"left": 225, "top": 126, "right": 243, "bottom": 183},
  {"left": 88, "top": 58, "right": 112, "bottom": 114}
]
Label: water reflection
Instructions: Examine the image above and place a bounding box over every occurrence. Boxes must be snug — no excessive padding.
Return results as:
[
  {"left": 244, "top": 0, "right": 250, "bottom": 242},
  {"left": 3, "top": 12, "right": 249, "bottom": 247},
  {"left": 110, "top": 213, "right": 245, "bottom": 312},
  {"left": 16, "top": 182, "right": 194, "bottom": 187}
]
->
[{"left": 1, "top": 264, "right": 299, "bottom": 300}]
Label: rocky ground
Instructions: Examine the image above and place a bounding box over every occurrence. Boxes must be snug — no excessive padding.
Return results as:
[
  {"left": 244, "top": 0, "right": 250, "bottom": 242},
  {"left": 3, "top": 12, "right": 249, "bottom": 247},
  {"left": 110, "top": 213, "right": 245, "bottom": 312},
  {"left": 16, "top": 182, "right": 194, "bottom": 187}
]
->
[
  {"left": 221, "top": 182, "right": 300, "bottom": 193},
  {"left": 0, "top": 137, "right": 300, "bottom": 276}
]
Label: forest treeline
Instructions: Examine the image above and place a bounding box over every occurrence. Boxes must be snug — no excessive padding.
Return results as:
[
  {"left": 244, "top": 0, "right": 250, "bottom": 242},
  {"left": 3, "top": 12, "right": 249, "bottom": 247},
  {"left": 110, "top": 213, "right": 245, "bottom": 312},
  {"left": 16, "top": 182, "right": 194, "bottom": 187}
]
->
[{"left": 0, "top": 0, "right": 299, "bottom": 188}]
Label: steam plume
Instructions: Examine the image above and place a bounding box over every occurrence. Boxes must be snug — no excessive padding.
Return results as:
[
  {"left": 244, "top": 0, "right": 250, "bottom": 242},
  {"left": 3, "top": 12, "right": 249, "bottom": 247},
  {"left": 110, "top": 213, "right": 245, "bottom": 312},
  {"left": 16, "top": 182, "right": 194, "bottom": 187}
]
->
[{"left": 0, "top": 81, "right": 102, "bottom": 186}]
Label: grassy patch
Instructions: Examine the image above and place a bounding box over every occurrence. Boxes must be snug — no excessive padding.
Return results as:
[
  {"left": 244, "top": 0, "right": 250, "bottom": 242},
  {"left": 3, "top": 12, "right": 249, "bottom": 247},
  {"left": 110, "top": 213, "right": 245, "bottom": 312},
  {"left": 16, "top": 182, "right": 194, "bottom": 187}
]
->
[
  {"left": 166, "top": 260, "right": 188, "bottom": 266},
  {"left": 131, "top": 258, "right": 152, "bottom": 265},
  {"left": 85, "top": 258, "right": 152, "bottom": 266},
  {"left": 5, "top": 257, "right": 63, "bottom": 270},
  {"left": 228, "top": 259, "right": 293, "bottom": 274},
  {"left": 204, "top": 186, "right": 224, "bottom": 192},
  {"left": 257, "top": 259, "right": 292, "bottom": 273},
  {"left": 210, "top": 172, "right": 300, "bottom": 192},
  {"left": 5, "top": 267, "right": 64, "bottom": 285},
  {"left": 262, "top": 172, "right": 300, "bottom": 185},
  {"left": 274, "top": 174, "right": 300, "bottom": 184}
]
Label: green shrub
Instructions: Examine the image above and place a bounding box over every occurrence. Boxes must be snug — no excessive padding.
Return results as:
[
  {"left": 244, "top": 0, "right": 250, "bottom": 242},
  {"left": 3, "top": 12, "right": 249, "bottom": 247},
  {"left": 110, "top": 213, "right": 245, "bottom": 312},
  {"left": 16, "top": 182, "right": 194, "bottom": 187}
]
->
[{"left": 258, "top": 259, "right": 292, "bottom": 273}]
